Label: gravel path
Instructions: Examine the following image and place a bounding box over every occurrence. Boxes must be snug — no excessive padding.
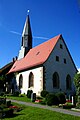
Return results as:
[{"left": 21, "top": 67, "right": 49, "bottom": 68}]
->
[{"left": 8, "top": 99, "right": 80, "bottom": 117}]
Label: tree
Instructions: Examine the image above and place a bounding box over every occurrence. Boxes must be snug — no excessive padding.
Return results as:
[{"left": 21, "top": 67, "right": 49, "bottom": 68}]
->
[
  {"left": 0, "top": 75, "right": 7, "bottom": 89},
  {"left": 74, "top": 73, "right": 80, "bottom": 92},
  {"left": 74, "top": 73, "right": 80, "bottom": 107}
]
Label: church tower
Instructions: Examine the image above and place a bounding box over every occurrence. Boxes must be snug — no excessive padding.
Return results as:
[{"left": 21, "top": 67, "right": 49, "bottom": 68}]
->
[{"left": 18, "top": 15, "right": 32, "bottom": 60}]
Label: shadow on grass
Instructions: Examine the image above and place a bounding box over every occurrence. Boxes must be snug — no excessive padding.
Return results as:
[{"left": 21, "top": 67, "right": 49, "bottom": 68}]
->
[{"left": 3, "top": 113, "right": 24, "bottom": 119}]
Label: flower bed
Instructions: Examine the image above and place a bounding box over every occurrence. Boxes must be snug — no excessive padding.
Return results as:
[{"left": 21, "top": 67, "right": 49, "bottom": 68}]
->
[
  {"left": 0, "top": 97, "right": 22, "bottom": 118},
  {"left": 35, "top": 100, "right": 42, "bottom": 103},
  {"left": 9, "top": 105, "right": 21, "bottom": 112},
  {"left": 66, "top": 100, "right": 72, "bottom": 103},
  {"left": 62, "top": 99, "right": 75, "bottom": 109},
  {"left": 63, "top": 104, "right": 75, "bottom": 109}
]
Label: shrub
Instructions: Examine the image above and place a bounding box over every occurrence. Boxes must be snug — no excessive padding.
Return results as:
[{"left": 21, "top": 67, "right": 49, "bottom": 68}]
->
[
  {"left": 74, "top": 95, "right": 78, "bottom": 104},
  {"left": 76, "top": 96, "right": 80, "bottom": 108},
  {"left": 0, "top": 104, "right": 7, "bottom": 110},
  {"left": 0, "top": 98, "right": 6, "bottom": 105},
  {"left": 46, "top": 93, "right": 59, "bottom": 106},
  {"left": 78, "top": 96, "right": 80, "bottom": 103},
  {"left": 63, "top": 104, "right": 75, "bottom": 109},
  {"left": 0, "top": 92, "right": 5, "bottom": 96},
  {"left": 27, "top": 90, "right": 33, "bottom": 98},
  {"left": 13, "top": 91, "right": 19, "bottom": 96},
  {"left": 5, "top": 91, "right": 9, "bottom": 94},
  {"left": 40, "top": 98, "right": 46, "bottom": 105},
  {"left": 6, "top": 101, "right": 11, "bottom": 107},
  {"left": 4, "top": 108, "right": 14, "bottom": 117},
  {"left": 19, "top": 94, "right": 26, "bottom": 97},
  {"left": 56, "top": 92, "right": 66, "bottom": 104},
  {"left": 41, "top": 90, "right": 49, "bottom": 97},
  {"left": 36, "top": 96, "right": 43, "bottom": 100}
]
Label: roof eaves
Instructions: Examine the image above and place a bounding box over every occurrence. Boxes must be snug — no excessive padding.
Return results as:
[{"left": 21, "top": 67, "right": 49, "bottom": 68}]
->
[{"left": 10, "top": 61, "right": 44, "bottom": 73}]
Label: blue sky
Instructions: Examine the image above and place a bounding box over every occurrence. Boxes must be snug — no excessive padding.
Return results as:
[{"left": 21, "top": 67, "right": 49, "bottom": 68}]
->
[{"left": 0, "top": 0, "right": 80, "bottom": 69}]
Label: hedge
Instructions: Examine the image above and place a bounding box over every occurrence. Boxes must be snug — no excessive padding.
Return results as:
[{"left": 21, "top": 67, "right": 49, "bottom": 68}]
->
[{"left": 46, "top": 93, "right": 59, "bottom": 106}]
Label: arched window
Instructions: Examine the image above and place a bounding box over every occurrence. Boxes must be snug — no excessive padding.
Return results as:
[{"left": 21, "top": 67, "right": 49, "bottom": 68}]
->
[
  {"left": 28, "top": 72, "right": 34, "bottom": 88},
  {"left": 53, "top": 72, "right": 59, "bottom": 88},
  {"left": 19, "top": 74, "right": 23, "bottom": 89},
  {"left": 66, "top": 74, "right": 71, "bottom": 90}
]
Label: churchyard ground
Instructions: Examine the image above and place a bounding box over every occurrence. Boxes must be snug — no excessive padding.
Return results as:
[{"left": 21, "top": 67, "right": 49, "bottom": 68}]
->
[{"left": 3, "top": 102, "right": 80, "bottom": 120}]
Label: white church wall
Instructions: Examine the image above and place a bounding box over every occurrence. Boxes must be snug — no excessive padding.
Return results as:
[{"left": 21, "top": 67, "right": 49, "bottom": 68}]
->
[
  {"left": 16, "top": 66, "right": 43, "bottom": 96},
  {"left": 44, "top": 38, "right": 77, "bottom": 95}
]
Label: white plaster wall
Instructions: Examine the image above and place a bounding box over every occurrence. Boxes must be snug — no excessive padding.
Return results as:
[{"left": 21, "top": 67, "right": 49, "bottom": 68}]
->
[
  {"left": 44, "top": 38, "right": 77, "bottom": 95},
  {"left": 16, "top": 67, "right": 43, "bottom": 96},
  {"left": 18, "top": 46, "right": 25, "bottom": 60}
]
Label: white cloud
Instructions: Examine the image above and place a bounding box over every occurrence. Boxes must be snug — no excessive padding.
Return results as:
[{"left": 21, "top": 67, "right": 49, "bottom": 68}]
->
[
  {"left": 9, "top": 31, "right": 49, "bottom": 40},
  {"left": 33, "top": 36, "right": 49, "bottom": 40},
  {"left": 10, "top": 30, "right": 21, "bottom": 36}
]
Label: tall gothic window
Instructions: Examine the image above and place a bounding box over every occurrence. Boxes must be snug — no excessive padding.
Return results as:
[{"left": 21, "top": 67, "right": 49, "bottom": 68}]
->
[
  {"left": 66, "top": 74, "right": 71, "bottom": 90},
  {"left": 29, "top": 72, "right": 34, "bottom": 88},
  {"left": 53, "top": 72, "right": 59, "bottom": 88},
  {"left": 19, "top": 74, "right": 23, "bottom": 89}
]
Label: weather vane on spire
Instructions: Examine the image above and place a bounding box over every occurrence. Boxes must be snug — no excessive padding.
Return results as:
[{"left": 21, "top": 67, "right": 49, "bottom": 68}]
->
[{"left": 27, "top": 9, "right": 30, "bottom": 15}]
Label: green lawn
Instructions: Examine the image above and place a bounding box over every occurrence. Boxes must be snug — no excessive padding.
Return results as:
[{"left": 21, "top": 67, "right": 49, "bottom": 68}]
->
[
  {"left": 6, "top": 96, "right": 31, "bottom": 102},
  {"left": 3, "top": 103, "right": 80, "bottom": 120}
]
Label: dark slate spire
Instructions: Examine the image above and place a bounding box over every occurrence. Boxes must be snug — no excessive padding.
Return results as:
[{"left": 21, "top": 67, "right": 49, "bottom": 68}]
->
[
  {"left": 22, "top": 15, "right": 32, "bottom": 36},
  {"left": 22, "top": 15, "right": 32, "bottom": 50},
  {"left": 18, "top": 15, "right": 32, "bottom": 60}
]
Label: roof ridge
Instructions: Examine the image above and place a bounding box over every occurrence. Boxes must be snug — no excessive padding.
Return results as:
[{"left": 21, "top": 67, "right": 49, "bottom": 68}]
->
[{"left": 31, "top": 34, "right": 61, "bottom": 50}]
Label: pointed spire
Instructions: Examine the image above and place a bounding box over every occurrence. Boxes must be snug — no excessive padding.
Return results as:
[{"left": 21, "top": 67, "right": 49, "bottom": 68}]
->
[
  {"left": 18, "top": 14, "right": 32, "bottom": 60},
  {"left": 22, "top": 14, "right": 32, "bottom": 37}
]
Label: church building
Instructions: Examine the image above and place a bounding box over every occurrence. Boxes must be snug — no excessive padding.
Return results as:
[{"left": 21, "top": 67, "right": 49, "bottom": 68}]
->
[{"left": 8, "top": 15, "right": 77, "bottom": 96}]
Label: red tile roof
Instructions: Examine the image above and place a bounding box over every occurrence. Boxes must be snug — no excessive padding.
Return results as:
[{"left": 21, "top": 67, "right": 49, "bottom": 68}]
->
[{"left": 8, "top": 34, "right": 61, "bottom": 73}]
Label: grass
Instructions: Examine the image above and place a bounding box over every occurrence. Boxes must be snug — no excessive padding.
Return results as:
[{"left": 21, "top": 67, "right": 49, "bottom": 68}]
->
[
  {"left": 6, "top": 95, "right": 31, "bottom": 102},
  {"left": 3, "top": 102, "right": 80, "bottom": 120}
]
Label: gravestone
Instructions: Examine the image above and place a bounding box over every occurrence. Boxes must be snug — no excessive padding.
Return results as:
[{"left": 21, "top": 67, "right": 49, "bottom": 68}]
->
[{"left": 31, "top": 93, "right": 36, "bottom": 102}]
